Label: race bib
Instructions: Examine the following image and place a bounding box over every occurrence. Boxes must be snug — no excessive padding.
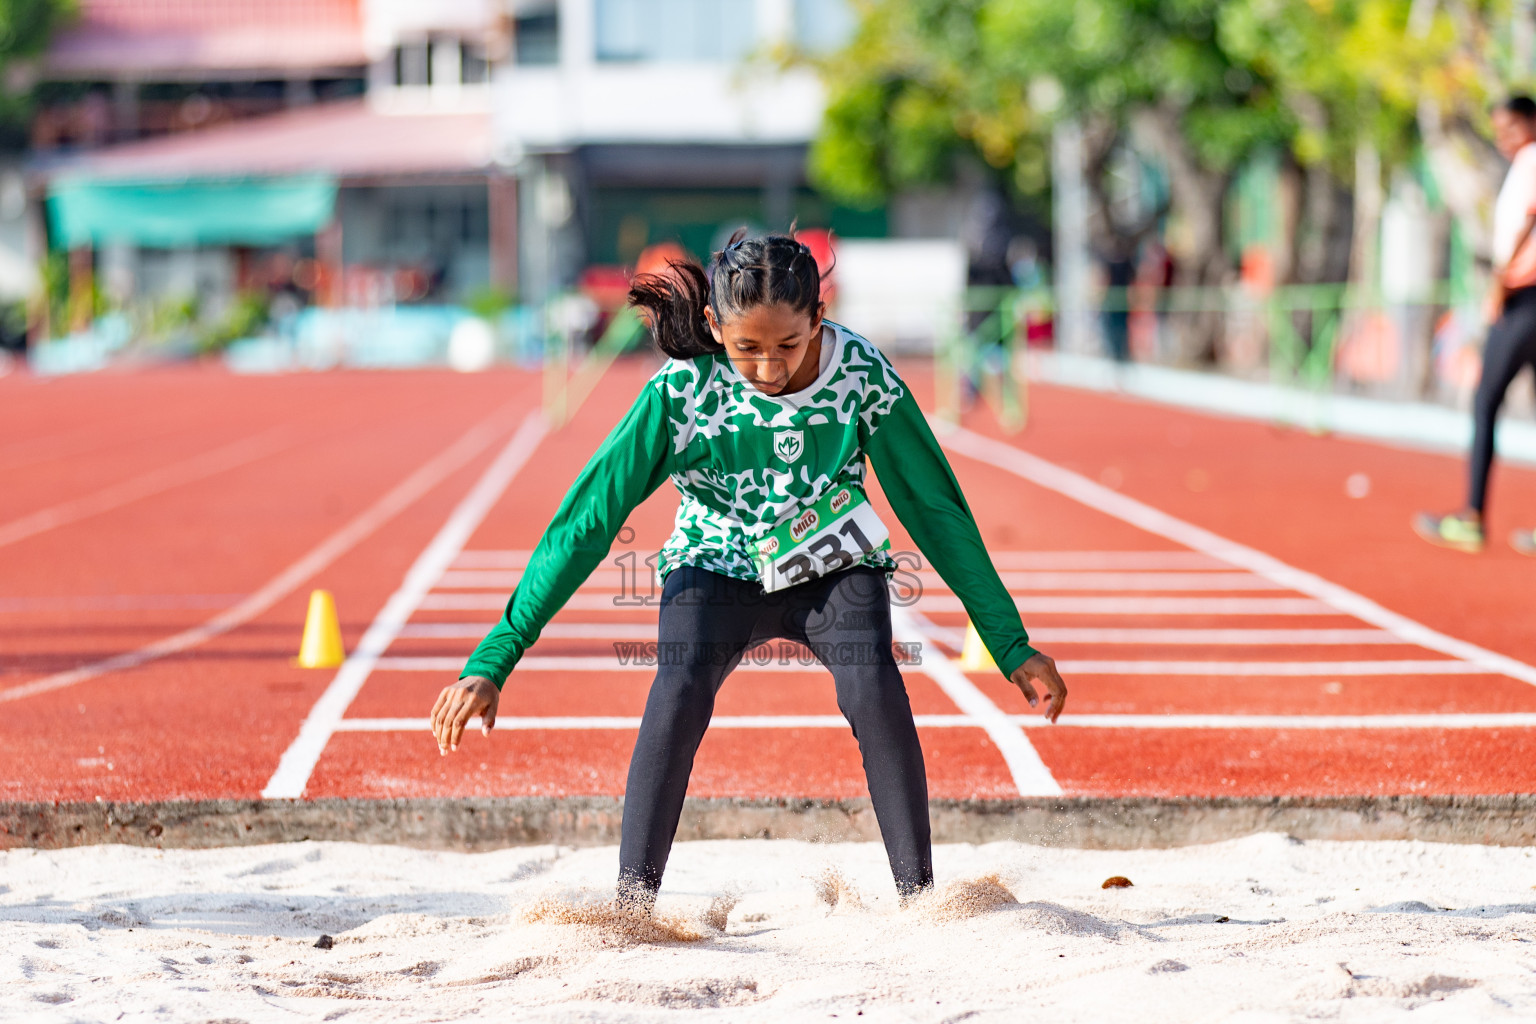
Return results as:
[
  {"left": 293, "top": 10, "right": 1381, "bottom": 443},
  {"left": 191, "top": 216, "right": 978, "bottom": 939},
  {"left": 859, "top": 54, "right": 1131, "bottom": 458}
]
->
[{"left": 750, "top": 485, "right": 891, "bottom": 592}]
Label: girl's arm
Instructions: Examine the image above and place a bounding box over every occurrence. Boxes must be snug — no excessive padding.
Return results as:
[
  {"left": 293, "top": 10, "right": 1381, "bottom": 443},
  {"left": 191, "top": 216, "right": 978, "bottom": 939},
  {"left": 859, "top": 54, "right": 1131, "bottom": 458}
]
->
[
  {"left": 459, "top": 381, "right": 674, "bottom": 688},
  {"left": 865, "top": 388, "right": 1038, "bottom": 680}
]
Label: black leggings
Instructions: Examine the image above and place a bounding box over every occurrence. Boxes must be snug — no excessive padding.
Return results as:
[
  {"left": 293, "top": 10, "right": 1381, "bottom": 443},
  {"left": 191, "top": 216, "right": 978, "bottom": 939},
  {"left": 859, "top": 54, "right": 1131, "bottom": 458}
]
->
[
  {"left": 617, "top": 565, "right": 933, "bottom": 899},
  {"left": 1470, "top": 286, "right": 1536, "bottom": 513}
]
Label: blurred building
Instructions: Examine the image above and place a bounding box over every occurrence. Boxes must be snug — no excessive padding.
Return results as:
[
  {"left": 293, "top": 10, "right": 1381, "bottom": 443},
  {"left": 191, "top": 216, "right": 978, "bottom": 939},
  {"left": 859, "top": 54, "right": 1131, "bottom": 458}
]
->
[
  {"left": 30, "top": 0, "right": 508, "bottom": 326},
  {"left": 26, "top": 0, "right": 972, "bottom": 354},
  {"left": 498, "top": 0, "right": 872, "bottom": 302}
]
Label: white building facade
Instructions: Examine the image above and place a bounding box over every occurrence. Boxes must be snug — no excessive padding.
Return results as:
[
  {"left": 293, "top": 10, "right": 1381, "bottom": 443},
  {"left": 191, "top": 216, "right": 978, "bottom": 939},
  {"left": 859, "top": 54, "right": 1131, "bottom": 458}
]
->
[{"left": 495, "top": 0, "right": 859, "bottom": 301}]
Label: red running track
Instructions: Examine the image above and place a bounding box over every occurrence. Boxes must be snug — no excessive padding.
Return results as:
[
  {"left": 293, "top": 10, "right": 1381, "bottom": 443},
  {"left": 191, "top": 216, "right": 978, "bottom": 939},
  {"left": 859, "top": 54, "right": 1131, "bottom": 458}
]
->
[{"left": 4, "top": 358, "right": 1536, "bottom": 805}]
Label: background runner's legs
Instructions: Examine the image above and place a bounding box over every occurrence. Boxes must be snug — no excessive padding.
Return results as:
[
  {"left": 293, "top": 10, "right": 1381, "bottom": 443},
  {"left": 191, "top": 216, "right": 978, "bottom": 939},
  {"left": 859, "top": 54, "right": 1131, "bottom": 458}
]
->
[{"left": 1469, "top": 289, "right": 1536, "bottom": 513}]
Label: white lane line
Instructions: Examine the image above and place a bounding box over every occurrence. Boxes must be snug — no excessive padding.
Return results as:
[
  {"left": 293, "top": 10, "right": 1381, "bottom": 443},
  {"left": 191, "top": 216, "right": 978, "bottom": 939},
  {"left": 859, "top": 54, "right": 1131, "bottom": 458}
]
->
[
  {"left": 436, "top": 569, "right": 641, "bottom": 589},
  {"left": 396, "top": 622, "right": 662, "bottom": 640},
  {"left": 922, "top": 595, "right": 1338, "bottom": 616},
  {"left": 396, "top": 624, "right": 1403, "bottom": 649},
  {"left": 449, "top": 549, "right": 1232, "bottom": 571},
  {"left": 435, "top": 570, "right": 525, "bottom": 588},
  {"left": 374, "top": 654, "right": 895, "bottom": 673},
  {"left": 988, "top": 571, "right": 1285, "bottom": 592},
  {"left": 261, "top": 412, "right": 548, "bottom": 799},
  {"left": 431, "top": 568, "right": 1278, "bottom": 593},
  {"left": 989, "top": 551, "right": 1225, "bottom": 570},
  {"left": 941, "top": 425, "right": 1536, "bottom": 687},
  {"left": 1053, "top": 659, "right": 1488, "bottom": 676},
  {"left": 0, "top": 408, "right": 526, "bottom": 705},
  {"left": 1030, "top": 713, "right": 1536, "bottom": 729},
  {"left": 419, "top": 592, "right": 1341, "bottom": 615},
  {"left": 0, "top": 593, "right": 250, "bottom": 613},
  {"left": 373, "top": 655, "right": 1484, "bottom": 677},
  {"left": 421, "top": 593, "right": 666, "bottom": 611},
  {"left": 0, "top": 429, "right": 293, "bottom": 549},
  {"left": 337, "top": 715, "right": 855, "bottom": 732},
  {"left": 452, "top": 549, "right": 535, "bottom": 568},
  {"left": 421, "top": 593, "right": 528, "bottom": 610},
  {"left": 395, "top": 622, "right": 500, "bottom": 639},
  {"left": 890, "top": 605, "right": 1062, "bottom": 797},
  {"left": 334, "top": 712, "right": 1536, "bottom": 732},
  {"left": 1020, "top": 628, "right": 1403, "bottom": 645}
]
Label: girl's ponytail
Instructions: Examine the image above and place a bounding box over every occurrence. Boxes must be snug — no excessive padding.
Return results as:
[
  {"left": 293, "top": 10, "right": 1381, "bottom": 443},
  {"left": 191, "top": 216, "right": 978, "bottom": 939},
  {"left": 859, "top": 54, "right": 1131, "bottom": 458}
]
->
[{"left": 627, "top": 259, "right": 721, "bottom": 359}]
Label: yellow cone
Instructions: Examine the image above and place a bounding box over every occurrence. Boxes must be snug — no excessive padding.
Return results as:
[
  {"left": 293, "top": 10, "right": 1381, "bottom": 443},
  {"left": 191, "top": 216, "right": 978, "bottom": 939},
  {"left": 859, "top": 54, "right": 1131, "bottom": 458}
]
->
[
  {"left": 958, "top": 619, "right": 996, "bottom": 672},
  {"left": 296, "top": 589, "right": 345, "bottom": 668}
]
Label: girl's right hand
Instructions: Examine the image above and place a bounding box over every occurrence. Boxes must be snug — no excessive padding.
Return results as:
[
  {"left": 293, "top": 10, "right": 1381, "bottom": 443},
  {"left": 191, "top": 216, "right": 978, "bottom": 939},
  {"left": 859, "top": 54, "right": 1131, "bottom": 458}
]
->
[
  {"left": 1010, "top": 653, "right": 1068, "bottom": 723},
  {"left": 430, "top": 675, "right": 500, "bottom": 754}
]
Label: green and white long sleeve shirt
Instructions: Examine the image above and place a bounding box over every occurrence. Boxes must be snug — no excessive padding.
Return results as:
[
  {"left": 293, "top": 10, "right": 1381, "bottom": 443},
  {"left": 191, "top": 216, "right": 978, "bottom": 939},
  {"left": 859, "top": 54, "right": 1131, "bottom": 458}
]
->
[{"left": 461, "top": 321, "right": 1038, "bottom": 686}]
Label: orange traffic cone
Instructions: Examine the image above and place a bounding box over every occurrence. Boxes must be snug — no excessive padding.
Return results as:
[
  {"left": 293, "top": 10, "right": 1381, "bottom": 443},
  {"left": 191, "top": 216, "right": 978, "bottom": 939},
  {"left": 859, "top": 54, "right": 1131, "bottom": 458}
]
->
[
  {"left": 958, "top": 619, "right": 996, "bottom": 672},
  {"left": 296, "top": 589, "right": 345, "bottom": 668}
]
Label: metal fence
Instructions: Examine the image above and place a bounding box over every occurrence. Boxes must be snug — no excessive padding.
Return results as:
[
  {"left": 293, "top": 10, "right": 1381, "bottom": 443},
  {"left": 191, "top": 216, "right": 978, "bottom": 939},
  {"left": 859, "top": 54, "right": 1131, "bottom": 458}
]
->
[{"left": 938, "top": 282, "right": 1485, "bottom": 433}]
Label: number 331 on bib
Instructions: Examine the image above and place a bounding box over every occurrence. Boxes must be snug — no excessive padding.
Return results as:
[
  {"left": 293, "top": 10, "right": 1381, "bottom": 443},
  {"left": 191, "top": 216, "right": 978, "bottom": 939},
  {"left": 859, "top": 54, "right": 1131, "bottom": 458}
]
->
[{"left": 750, "top": 486, "right": 890, "bottom": 592}]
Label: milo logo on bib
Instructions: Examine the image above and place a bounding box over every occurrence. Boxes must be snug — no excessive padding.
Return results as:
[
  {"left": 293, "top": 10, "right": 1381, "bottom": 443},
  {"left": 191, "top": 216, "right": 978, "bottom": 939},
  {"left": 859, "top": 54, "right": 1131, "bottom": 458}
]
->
[
  {"left": 829, "top": 488, "right": 851, "bottom": 513},
  {"left": 789, "top": 508, "right": 819, "bottom": 542}
]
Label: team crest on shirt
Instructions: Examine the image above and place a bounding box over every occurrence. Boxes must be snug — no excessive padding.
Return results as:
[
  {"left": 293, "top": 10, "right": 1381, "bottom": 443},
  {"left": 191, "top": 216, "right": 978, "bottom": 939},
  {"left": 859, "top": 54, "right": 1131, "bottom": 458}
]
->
[{"left": 773, "top": 430, "right": 804, "bottom": 463}]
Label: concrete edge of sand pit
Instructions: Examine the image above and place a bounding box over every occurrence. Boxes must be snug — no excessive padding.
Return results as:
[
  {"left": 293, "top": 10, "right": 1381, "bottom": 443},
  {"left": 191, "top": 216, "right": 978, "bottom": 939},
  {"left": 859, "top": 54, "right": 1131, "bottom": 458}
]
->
[{"left": 2, "top": 795, "right": 1534, "bottom": 851}]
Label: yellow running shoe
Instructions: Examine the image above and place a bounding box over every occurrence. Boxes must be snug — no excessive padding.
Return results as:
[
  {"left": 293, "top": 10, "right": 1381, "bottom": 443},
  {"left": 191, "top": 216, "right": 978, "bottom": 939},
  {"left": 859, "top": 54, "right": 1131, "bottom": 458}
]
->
[
  {"left": 1512, "top": 529, "right": 1536, "bottom": 556},
  {"left": 1412, "top": 511, "right": 1484, "bottom": 553}
]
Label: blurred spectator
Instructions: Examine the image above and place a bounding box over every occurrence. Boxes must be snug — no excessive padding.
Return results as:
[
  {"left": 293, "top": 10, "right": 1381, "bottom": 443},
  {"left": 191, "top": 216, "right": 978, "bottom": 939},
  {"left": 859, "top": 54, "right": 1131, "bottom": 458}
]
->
[
  {"left": 1101, "top": 253, "right": 1135, "bottom": 363},
  {"left": 1415, "top": 95, "right": 1536, "bottom": 555}
]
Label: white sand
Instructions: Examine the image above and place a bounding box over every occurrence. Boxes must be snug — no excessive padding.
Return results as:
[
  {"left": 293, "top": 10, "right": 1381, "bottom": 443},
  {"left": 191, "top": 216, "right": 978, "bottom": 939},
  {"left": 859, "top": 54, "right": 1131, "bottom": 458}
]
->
[{"left": 3, "top": 833, "right": 1535, "bottom": 1022}]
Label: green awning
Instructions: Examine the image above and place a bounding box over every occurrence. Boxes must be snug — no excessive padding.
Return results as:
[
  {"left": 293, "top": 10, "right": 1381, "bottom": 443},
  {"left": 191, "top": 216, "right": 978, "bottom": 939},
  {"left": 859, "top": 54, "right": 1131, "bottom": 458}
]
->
[{"left": 47, "top": 176, "right": 338, "bottom": 248}]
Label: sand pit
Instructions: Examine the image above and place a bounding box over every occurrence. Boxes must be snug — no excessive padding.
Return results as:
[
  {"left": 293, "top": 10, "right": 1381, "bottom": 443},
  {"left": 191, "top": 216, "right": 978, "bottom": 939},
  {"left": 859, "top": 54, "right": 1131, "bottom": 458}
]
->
[{"left": 3, "top": 833, "right": 1535, "bottom": 1021}]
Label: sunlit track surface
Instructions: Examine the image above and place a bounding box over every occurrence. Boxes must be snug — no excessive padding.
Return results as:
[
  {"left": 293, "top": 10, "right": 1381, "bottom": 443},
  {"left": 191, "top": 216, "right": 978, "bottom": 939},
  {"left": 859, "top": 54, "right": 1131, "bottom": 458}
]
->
[
  {"left": 318, "top": 531, "right": 1535, "bottom": 800},
  {"left": 298, "top": 365, "right": 1536, "bottom": 802},
  {"left": 8, "top": 360, "right": 1536, "bottom": 805}
]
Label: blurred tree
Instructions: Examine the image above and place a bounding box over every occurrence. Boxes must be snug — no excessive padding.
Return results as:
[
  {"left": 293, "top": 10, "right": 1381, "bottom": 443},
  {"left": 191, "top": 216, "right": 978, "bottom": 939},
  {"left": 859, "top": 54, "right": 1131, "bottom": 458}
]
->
[
  {"left": 0, "top": 0, "right": 74, "bottom": 150},
  {"left": 810, "top": 0, "right": 1531, "bottom": 361},
  {"left": 810, "top": 0, "right": 1293, "bottom": 361},
  {"left": 1398, "top": 0, "right": 1516, "bottom": 264}
]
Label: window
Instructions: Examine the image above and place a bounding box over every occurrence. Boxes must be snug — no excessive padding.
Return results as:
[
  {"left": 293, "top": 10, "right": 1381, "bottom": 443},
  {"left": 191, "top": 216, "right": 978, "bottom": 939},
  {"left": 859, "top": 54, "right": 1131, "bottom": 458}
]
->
[
  {"left": 394, "top": 41, "right": 430, "bottom": 87},
  {"left": 594, "top": 0, "right": 755, "bottom": 63},
  {"left": 389, "top": 38, "right": 492, "bottom": 86},
  {"left": 793, "top": 0, "right": 854, "bottom": 54},
  {"left": 514, "top": 10, "right": 560, "bottom": 65},
  {"left": 461, "top": 42, "right": 491, "bottom": 83}
]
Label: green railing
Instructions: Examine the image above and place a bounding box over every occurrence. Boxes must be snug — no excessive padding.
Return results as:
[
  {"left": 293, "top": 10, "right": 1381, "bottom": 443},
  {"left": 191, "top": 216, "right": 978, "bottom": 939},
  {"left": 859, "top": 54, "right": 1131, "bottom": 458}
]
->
[
  {"left": 939, "top": 281, "right": 1465, "bottom": 432},
  {"left": 938, "top": 285, "right": 1040, "bottom": 431},
  {"left": 543, "top": 305, "right": 647, "bottom": 427}
]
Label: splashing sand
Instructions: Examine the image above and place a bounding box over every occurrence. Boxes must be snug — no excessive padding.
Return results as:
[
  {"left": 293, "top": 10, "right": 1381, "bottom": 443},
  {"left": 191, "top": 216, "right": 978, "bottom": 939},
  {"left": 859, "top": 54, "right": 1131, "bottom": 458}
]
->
[
  {"left": 702, "top": 889, "right": 741, "bottom": 932},
  {"left": 910, "top": 873, "right": 1020, "bottom": 922},
  {"left": 811, "top": 867, "right": 863, "bottom": 912},
  {"left": 523, "top": 894, "right": 703, "bottom": 945}
]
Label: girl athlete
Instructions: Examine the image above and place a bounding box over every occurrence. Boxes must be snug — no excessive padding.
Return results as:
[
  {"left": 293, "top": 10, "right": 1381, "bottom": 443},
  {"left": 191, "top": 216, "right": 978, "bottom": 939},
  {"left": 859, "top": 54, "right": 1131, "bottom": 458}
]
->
[{"left": 430, "top": 232, "right": 1068, "bottom": 904}]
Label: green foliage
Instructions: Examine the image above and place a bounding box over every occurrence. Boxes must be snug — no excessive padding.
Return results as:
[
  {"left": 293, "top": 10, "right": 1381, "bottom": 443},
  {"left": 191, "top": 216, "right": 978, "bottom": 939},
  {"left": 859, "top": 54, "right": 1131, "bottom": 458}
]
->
[
  {"left": 464, "top": 285, "right": 516, "bottom": 321},
  {"left": 0, "top": 0, "right": 76, "bottom": 150},
  {"left": 809, "top": 1, "right": 985, "bottom": 204},
  {"left": 195, "top": 291, "right": 267, "bottom": 354},
  {"left": 808, "top": 0, "right": 1489, "bottom": 206},
  {"left": 809, "top": 0, "right": 1297, "bottom": 207},
  {"left": 1216, "top": 0, "right": 1454, "bottom": 176}
]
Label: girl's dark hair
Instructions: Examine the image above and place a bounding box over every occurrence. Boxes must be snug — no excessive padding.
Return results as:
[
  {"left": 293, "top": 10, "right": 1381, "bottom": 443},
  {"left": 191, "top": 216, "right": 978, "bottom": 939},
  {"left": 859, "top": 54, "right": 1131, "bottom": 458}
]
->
[{"left": 627, "top": 227, "right": 829, "bottom": 359}]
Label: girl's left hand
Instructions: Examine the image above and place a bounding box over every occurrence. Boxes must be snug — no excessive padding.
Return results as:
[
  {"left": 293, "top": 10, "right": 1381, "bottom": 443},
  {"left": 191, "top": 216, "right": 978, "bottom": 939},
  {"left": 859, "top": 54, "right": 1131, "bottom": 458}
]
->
[{"left": 1010, "top": 653, "right": 1067, "bottom": 723}]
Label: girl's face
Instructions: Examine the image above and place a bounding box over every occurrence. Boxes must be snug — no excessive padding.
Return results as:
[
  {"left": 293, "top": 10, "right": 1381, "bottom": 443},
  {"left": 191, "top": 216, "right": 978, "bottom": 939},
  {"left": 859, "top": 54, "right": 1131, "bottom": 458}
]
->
[{"left": 705, "top": 301, "right": 826, "bottom": 395}]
